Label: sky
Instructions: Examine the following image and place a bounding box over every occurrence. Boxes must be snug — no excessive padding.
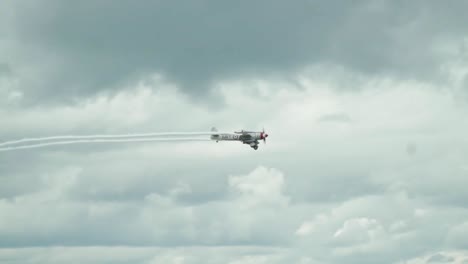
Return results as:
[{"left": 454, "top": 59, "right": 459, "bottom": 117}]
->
[{"left": 1, "top": 0, "right": 468, "bottom": 263}]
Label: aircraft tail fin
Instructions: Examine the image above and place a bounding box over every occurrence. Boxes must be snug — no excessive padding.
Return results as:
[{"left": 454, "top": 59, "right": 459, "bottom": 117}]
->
[{"left": 210, "top": 127, "right": 219, "bottom": 141}]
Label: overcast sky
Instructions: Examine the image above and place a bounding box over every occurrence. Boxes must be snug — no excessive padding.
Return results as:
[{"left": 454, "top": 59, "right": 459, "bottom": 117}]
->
[{"left": 1, "top": 1, "right": 468, "bottom": 263}]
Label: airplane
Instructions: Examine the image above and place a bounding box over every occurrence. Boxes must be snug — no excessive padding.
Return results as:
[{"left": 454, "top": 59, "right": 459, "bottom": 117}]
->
[{"left": 210, "top": 127, "right": 269, "bottom": 150}]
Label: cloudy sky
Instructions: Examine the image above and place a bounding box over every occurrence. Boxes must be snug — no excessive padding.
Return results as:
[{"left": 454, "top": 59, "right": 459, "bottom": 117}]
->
[{"left": 1, "top": 0, "right": 468, "bottom": 263}]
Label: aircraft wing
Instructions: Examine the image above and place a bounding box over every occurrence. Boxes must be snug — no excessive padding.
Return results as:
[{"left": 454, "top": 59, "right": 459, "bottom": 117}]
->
[
  {"left": 243, "top": 139, "right": 259, "bottom": 145},
  {"left": 234, "top": 130, "right": 256, "bottom": 134},
  {"left": 239, "top": 134, "right": 254, "bottom": 142}
]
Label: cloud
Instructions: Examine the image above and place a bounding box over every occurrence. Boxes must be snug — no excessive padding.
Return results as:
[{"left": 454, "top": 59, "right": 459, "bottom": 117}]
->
[
  {"left": 1, "top": 40, "right": 468, "bottom": 263},
  {"left": 0, "top": 164, "right": 293, "bottom": 247},
  {"left": 426, "top": 253, "right": 455, "bottom": 263},
  {"left": 3, "top": 0, "right": 468, "bottom": 105},
  {"left": 333, "top": 217, "right": 385, "bottom": 244},
  {"left": 228, "top": 166, "right": 289, "bottom": 209},
  {"left": 397, "top": 251, "right": 468, "bottom": 264}
]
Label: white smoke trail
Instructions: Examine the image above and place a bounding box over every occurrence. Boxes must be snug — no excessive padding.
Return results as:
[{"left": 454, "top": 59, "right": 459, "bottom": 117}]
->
[
  {"left": 0, "top": 137, "right": 211, "bottom": 152},
  {"left": 0, "top": 131, "right": 221, "bottom": 147}
]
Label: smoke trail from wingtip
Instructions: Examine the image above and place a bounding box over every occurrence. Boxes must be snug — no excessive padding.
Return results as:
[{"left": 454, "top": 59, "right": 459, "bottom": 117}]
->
[
  {"left": 0, "top": 131, "right": 220, "bottom": 147},
  {"left": 0, "top": 137, "right": 211, "bottom": 152}
]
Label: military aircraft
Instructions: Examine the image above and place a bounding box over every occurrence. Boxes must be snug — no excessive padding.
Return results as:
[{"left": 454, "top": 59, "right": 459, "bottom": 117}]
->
[{"left": 210, "top": 127, "right": 268, "bottom": 150}]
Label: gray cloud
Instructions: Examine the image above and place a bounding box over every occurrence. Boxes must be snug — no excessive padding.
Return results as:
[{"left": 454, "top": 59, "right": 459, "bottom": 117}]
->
[
  {"left": 3, "top": 0, "right": 468, "bottom": 105},
  {"left": 426, "top": 253, "right": 455, "bottom": 263},
  {"left": 2, "top": 2, "right": 468, "bottom": 263},
  {"left": 1, "top": 72, "right": 467, "bottom": 261},
  {"left": 0, "top": 64, "right": 11, "bottom": 76}
]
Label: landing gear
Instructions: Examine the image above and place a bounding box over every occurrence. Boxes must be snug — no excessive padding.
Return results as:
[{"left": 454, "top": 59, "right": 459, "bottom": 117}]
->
[{"left": 246, "top": 141, "right": 259, "bottom": 150}]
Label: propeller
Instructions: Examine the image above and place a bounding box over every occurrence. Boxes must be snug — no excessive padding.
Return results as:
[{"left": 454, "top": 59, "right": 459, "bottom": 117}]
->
[{"left": 262, "top": 127, "right": 268, "bottom": 144}]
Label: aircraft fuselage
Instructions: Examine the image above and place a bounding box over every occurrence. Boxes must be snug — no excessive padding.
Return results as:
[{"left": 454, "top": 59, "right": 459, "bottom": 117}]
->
[{"left": 210, "top": 130, "right": 268, "bottom": 150}]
